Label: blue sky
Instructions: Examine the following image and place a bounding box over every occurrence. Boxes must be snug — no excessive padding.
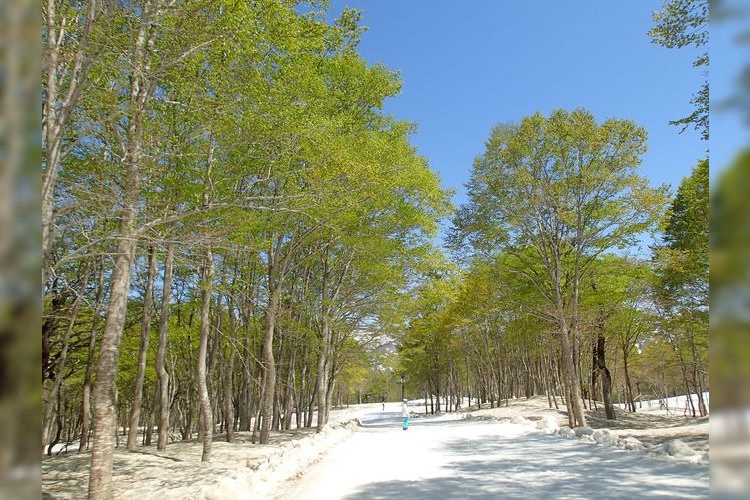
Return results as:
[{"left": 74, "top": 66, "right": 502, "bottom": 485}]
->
[
  {"left": 711, "top": 1, "right": 749, "bottom": 178},
  {"left": 327, "top": 1, "right": 713, "bottom": 242}
]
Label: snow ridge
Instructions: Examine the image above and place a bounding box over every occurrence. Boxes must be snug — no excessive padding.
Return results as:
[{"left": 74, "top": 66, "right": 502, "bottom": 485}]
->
[{"left": 461, "top": 408, "right": 708, "bottom": 466}]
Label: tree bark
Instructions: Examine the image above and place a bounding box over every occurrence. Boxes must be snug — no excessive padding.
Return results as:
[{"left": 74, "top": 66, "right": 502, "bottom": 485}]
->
[
  {"left": 88, "top": 235, "right": 139, "bottom": 499},
  {"left": 197, "top": 247, "right": 215, "bottom": 461},
  {"left": 223, "top": 292, "right": 237, "bottom": 442},
  {"left": 595, "top": 334, "right": 615, "bottom": 420},
  {"left": 622, "top": 343, "right": 636, "bottom": 413},
  {"left": 127, "top": 247, "right": 157, "bottom": 450},
  {"left": 315, "top": 248, "right": 332, "bottom": 432},
  {"left": 88, "top": 3, "right": 154, "bottom": 495},
  {"left": 259, "top": 281, "right": 279, "bottom": 444},
  {"left": 80, "top": 259, "right": 106, "bottom": 452},
  {"left": 559, "top": 321, "right": 586, "bottom": 427},
  {"left": 156, "top": 244, "right": 174, "bottom": 450}
]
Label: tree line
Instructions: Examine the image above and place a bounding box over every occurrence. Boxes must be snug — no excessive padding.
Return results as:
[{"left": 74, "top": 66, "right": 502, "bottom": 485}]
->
[
  {"left": 43, "top": 1, "right": 449, "bottom": 498},
  {"left": 399, "top": 111, "right": 708, "bottom": 427},
  {"left": 43, "top": 1, "right": 708, "bottom": 499}
]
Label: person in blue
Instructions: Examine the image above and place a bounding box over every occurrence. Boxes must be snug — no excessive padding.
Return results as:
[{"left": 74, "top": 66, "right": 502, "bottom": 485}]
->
[{"left": 401, "top": 399, "right": 410, "bottom": 430}]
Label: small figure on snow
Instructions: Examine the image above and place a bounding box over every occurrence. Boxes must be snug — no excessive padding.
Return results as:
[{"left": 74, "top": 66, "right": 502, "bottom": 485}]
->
[{"left": 401, "top": 399, "right": 410, "bottom": 430}]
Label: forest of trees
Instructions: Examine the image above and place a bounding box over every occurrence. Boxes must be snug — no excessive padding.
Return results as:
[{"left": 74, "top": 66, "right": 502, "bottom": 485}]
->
[
  {"left": 400, "top": 113, "right": 708, "bottom": 429},
  {"left": 42, "top": 1, "right": 708, "bottom": 499},
  {"left": 42, "top": 1, "right": 450, "bottom": 498}
]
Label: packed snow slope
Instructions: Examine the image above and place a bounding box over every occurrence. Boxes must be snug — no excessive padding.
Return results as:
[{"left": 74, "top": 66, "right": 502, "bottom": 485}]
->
[{"left": 274, "top": 401, "right": 707, "bottom": 499}]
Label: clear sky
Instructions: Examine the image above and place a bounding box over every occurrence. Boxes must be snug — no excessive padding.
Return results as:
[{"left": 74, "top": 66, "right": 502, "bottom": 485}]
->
[
  {"left": 327, "top": 1, "right": 710, "bottom": 238},
  {"left": 710, "top": 1, "right": 749, "bottom": 178}
]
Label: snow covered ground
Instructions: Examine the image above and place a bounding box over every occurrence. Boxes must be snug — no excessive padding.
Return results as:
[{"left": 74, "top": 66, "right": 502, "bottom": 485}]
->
[
  {"left": 43, "top": 398, "right": 711, "bottom": 499},
  {"left": 275, "top": 401, "right": 707, "bottom": 499}
]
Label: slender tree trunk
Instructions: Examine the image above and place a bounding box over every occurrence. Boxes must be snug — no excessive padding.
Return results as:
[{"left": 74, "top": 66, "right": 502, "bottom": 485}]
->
[
  {"left": 127, "top": 247, "right": 156, "bottom": 450},
  {"left": 197, "top": 247, "right": 215, "bottom": 461},
  {"left": 560, "top": 322, "right": 586, "bottom": 427},
  {"left": 259, "top": 283, "right": 279, "bottom": 444},
  {"left": 315, "top": 249, "right": 332, "bottom": 432},
  {"left": 555, "top": 262, "right": 586, "bottom": 427},
  {"left": 80, "top": 260, "right": 106, "bottom": 452},
  {"left": 88, "top": 4, "right": 154, "bottom": 494},
  {"left": 88, "top": 237, "right": 138, "bottom": 499},
  {"left": 156, "top": 244, "right": 174, "bottom": 450},
  {"left": 595, "top": 334, "right": 615, "bottom": 420},
  {"left": 43, "top": 271, "right": 86, "bottom": 449},
  {"left": 223, "top": 294, "right": 237, "bottom": 442},
  {"left": 622, "top": 344, "right": 636, "bottom": 413},
  {"left": 689, "top": 334, "right": 708, "bottom": 417}
]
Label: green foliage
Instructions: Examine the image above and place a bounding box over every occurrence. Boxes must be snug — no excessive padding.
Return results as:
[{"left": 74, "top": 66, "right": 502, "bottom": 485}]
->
[
  {"left": 653, "top": 159, "right": 709, "bottom": 310},
  {"left": 649, "top": 0, "right": 708, "bottom": 139},
  {"left": 44, "top": 0, "right": 454, "bottom": 452}
]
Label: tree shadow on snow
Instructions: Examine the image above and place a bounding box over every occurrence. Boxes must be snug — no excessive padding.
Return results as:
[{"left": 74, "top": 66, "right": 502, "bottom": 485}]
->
[{"left": 344, "top": 432, "right": 708, "bottom": 499}]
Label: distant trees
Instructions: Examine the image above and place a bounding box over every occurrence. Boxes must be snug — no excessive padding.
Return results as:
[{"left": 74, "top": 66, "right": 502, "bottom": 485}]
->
[
  {"left": 448, "top": 109, "right": 667, "bottom": 427},
  {"left": 652, "top": 160, "right": 709, "bottom": 416},
  {"left": 396, "top": 111, "right": 708, "bottom": 426}
]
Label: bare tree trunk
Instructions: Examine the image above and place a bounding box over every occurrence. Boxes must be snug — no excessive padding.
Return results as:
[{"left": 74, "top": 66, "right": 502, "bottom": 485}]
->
[
  {"left": 259, "top": 285, "right": 279, "bottom": 444},
  {"left": 596, "top": 334, "right": 615, "bottom": 420},
  {"left": 558, "top": 320, "right": 586, "bottom": 426},
  {"left": 197, "top": 248, "right": 215, "bottom": 461},
  {"left": 127, "top": 247, "right": 156, "bottom": 450},
  {"left": 622, "top": 344, "right": 636, "bottom": 413},
  {"left": 80, "top": 259, "right": 106, "bottom": 452},
  {"left": 690, "top": 334, "right": 708, "bottom": 417},
  {"left": 155, "top": 244, "right": 174, "bottom": 450},
  {"left": 316, "top": 248, "right": 351, "bottom": 431},
  {"left": 315, "top": 250, "right": 332, "bottom": 432},
  {"left": 43, "top": 269, "right": 87, "bottom": 449},
  {"left": 88, "top": 3, "right": 154, "bottom": 494},
  {"left": 223, "top": 292, "right": 237, "bottom": 442},
  {"left": 88, "top": 236, "right": 138, "bottom": 499}
]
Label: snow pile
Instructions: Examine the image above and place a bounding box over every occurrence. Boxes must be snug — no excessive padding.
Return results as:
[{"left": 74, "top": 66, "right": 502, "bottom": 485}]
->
[
  {"left": 510, "top": 415, "right": 531, "bottom": 426},
  {"left": 620, "top": 436, "right": 645, "bottom": 451},
  {"left": 556, "top": 426, "right": 575, "bottom": 439},
  {"left": 535, "top": 415, "right": 560, "bottom": 434},
  {"left": 43, "top": 420, "right": 360, "bottom": 500},
  {"left": 592, "top": 429, "right": 618, "bottom": 447},
  {"left": 554, "top": 424, "right": 708, "bottom": 465},
  {"left": 573, "top": 426, "right": 594, "bottom": 438},
  {"left": 651, "top": 438, "right": 708, "bottom": 464},
  {"left": 237, "top": 420, "right": 358, "bottom": 499}
]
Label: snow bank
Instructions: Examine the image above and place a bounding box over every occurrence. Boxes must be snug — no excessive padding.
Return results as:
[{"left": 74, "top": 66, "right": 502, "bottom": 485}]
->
[
  {"left": 573, "top": 426, "right": 594, "bottom": 438},
  {"left": 535, "top": 415, "right": 560, "bottom": 434},
  {"left": 592, "top": 429, "right": 618, "bottom": 447},
  {"left": 651, "top": 438, "right": 708, "bottom": 464},
  {"left": 620, "top": 436, "right": 645, "bottom": 451},
  {"left": 554, "top": 424, "right": 708, "bottom": 465},
  {"left": 43, "top": 420, "right": 360, "bottom": 500},
  {"left": 510, "top": 415, "right": 531, "bottom": 426},
  {"left": 239, "top": 420, "right": 359, "bottom": 499}
]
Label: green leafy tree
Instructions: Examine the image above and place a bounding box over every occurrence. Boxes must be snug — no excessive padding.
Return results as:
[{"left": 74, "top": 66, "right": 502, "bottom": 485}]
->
[
  {"left": 653, "top": 159, "right": 709, "bottom": 416},
  {"left": 649, "top": 0, "right": 708, "bottom": 140},
  {"left": 711, "top": 151, "right": 750, "bottom": 411},
  {"left": 452, "top": 109, "right": 667, "bottom": 427}
]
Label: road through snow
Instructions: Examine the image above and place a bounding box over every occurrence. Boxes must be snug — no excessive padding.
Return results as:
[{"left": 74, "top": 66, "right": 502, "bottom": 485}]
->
[{"left": 275, "top": 403, "right": 708, "bottom": 499}]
